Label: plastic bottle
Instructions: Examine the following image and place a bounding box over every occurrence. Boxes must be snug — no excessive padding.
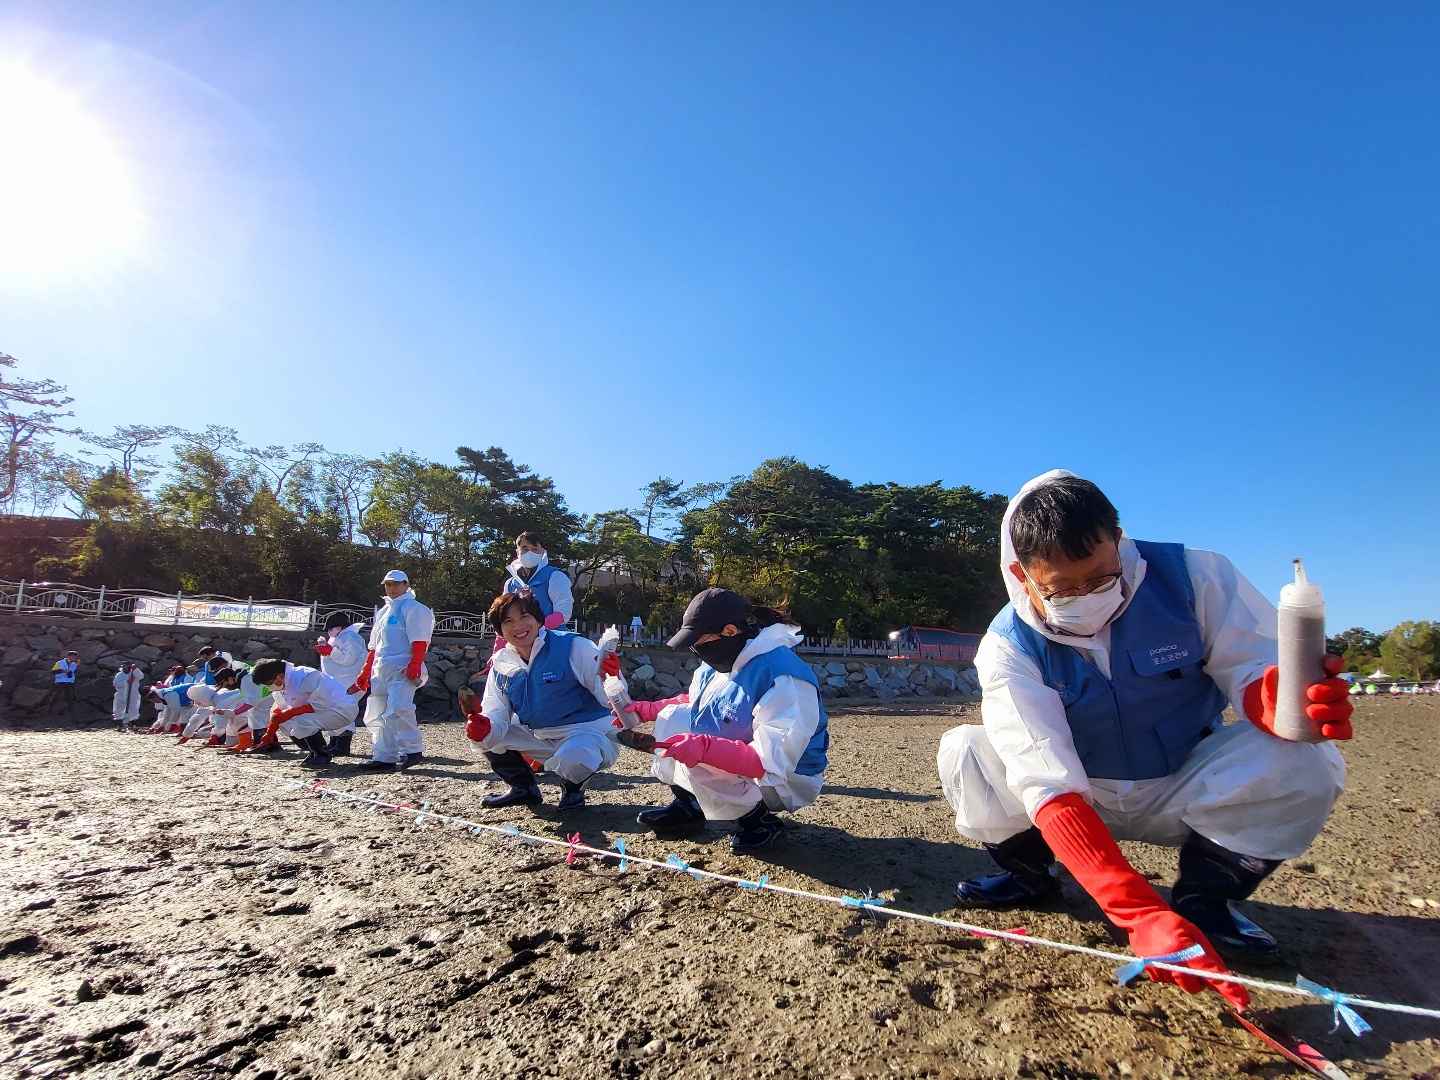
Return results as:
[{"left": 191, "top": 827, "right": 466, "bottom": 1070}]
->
[
  {"left": 1274, "top": 558, "right": 1327, "bottom": 743},
  {"left": 596, "top": 626, "right": 636, "bottom": 728}
]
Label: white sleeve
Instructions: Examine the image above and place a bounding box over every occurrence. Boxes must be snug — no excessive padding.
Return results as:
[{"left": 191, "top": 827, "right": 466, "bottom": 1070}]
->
[
  {"left": 293, "top": 669, "right": 325, "bottom": 705},
  {"left": 1186, "top": 548, "right": 1278, "bottom": 709},
  {"left": 113, "top": 671, "right": 126, "bottom": 690},
  {"left": 747, "top": 675, "right": 823, "bottom": 784},
  {"left": 407, "top": 601, "right": 436, "bottom": 645},
  {"left": 477, "top": 667, "right": 519, "bottom": 746},
  {"left": 568, "top": 634, "right": 613, "bottom": 709},
  {"left": 977, "top": 630, "right": 1091, "bottom": 820},
  {"left": 333, "top": 633, "right": 367, "bottom": 668},
  {"left": 548, "top": 572, "right": 574, "bottom": 621}
]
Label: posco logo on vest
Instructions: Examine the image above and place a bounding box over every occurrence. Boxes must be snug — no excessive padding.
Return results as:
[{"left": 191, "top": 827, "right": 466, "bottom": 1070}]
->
[{"left": 1148, "top": 644, "right": 1190, "bottom": 666}]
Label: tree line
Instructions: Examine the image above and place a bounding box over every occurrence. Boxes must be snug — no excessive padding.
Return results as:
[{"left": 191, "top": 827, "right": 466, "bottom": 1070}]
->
[
  {"left": 1327, "top": 624, "right": 1440, "bottom": 682},
  {"left": 0, "top": 353, "right": 1008, "bottom": 636}
]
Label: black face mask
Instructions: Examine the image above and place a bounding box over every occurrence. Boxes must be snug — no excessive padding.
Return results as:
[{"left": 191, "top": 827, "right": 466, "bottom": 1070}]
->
[{"left": 691, "top": 628, "right": 756, "bottom": 673}]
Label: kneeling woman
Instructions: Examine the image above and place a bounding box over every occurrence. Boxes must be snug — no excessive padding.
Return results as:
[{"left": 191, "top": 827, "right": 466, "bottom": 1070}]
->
[
  {"left": 626, "top": 589, "right": 829, "bottom": 855},
  {"left": 461, "top": 590, "right": 620, "bottom": 813}
]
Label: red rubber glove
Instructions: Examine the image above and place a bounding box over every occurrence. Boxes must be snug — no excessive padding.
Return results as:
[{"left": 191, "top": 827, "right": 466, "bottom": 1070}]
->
[
  {"left": 543, "top": 612, "right": 566, "bottom": 630},
  {"left": 269, "top": 703, "right": 314, "bottom": 725},
  {"left": 1243, "top": 653, "right": 1353, "bottom": 740},
  {"left": 456, "top": 686, "right": 491, "bottom": 742},
  {"left": 315, "top": 642, "right": 334, "bottom": 656},
  {"left": 655, "top": 734, "right": 766, "bottom": 780},
  {"left": 406, "top": 641, "right": 428, "bottom": 681},
  {"left": 350, "top": 651, "right": 375, "bottom": 695},
  {"left": 600, "top": 652, "right": 621, "bottom": 678},
  {"left": 1035, "top": 793, "right": 1248, "bottom": 1010},
  {"left": 258, "top": 719, "right": 282, "bottom": 746},
  {"left": 624, "top": 694, "right": 689, "bottom": 725}
]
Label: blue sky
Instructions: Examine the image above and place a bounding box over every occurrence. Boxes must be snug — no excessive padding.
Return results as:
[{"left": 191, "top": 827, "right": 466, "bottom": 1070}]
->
[{"left": 1, "top": 2, "right": 1436, "bottom": 632}]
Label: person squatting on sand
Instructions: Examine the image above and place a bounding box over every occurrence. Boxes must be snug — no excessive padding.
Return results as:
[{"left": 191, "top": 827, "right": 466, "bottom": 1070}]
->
[
  {"left": 314, "top": 611, "right": 369, "bottom": 757},
  {"left": 459, "top": 589, "right": 620, "bottom": 813},
  {"left": 937, "top": 470, "right": 1353, "bottom": 1010},
  {"left": 351, "top": 570, "right": 435, "bottom": 772},
  {"left": 620, "top": 588, "right": 830, "bottom": 856},
  {"left": 249, "top": 658, "right": 360, "bottom": 769}
]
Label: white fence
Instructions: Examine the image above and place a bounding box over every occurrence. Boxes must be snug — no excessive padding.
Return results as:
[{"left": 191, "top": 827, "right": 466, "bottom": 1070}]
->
[
  {"left": 572, "top": 618, "right": 893, "bottom": 657},
  {"left": 0, "top": 579, "right": 492, "bottom": 638}
]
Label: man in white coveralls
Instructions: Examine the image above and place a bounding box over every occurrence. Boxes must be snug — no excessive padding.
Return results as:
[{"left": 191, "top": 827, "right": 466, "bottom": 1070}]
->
[{"left": 938, "top": 471, "right": 1353, "bottom": 1009}]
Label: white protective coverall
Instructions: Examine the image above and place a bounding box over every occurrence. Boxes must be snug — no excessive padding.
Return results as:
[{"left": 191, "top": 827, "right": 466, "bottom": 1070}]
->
[
  {"left": 318, "top": 623, "right": 367, "bottom": 735},
  {"left": 237, "top": 671, "right": 274, "bottom": 735},
  {"left": 364, "top": 590, "right": 435, "bottom": 763},
  {"left": 179, "top": 683, "right": 243, "bottom": 738},
  {"left": 111, "top": 666, "right": 144, "bottom": 723},
  {"left": 504, "top": 554, "right": 574, "bottom": 622},
  {"left": 654, "top": 625, "right": 827, "bottom": 821},
  {"left": 272, "top": 663, "right": 359, "bottom": 739},
  {"left": 149, "top": 685, "right": 195, "bottom": 733},
  {"left": 937, "top": 470, "right": 1346, "bottom": 862},
  {"left": 475, "top": 629, "right": 620, "bottom": 784}
]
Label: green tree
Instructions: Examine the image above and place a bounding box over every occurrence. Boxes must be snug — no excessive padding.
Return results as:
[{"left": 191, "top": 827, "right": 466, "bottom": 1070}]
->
[
  {"left": 1327, "top": 627, "right": 1384, "bottom": 670},
  {"left": 0, "top": 353, "right": 75, "bottom": 504},
  {"left": 1378, "top": 622, "right": 1440, "bottom": 680}
]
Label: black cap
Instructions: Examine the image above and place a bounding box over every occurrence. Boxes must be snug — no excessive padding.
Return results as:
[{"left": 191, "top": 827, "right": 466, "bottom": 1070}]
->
[{"left": 667, "top": 588, "right": 751, "bottom": 649}]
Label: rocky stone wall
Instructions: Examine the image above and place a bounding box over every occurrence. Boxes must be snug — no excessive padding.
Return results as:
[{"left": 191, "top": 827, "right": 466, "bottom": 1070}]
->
[{"left": 0, "top": 616, "right": 979, "bottom": 728}]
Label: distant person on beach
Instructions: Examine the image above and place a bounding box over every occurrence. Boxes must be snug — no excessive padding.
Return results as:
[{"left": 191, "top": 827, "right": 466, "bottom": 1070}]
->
[
  {"left": 619, "top": 588, "right": 830, "bottom": 855},
  {"left": 937, "top": 470, "right": 1353, "bottom": 1010},
  {"left": 460, "top": 589, "right": 621, "bottom": 813},
  {"left": 47, "top": 650, "right": 79, "bottom": 714},
  {"left": 111, "top": 661, "right": 145, "bottom": 732}
]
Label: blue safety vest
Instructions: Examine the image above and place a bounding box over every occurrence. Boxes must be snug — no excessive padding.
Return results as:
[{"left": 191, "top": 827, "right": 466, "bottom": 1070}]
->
[
  {"left": 53, "top": 660, "right": 77, "bottom": 684},
  {"left": 505, "top": 564, "right": 560, "bottom": 618},
  {"left": 690, "top": 643, "right": 829, "bottom": 777},
  {"left": 491, "top": 630, "right": 610, "bottom": 730},
  {"left": 990, "top": 540, "right": 1229, "bottom": 782}
]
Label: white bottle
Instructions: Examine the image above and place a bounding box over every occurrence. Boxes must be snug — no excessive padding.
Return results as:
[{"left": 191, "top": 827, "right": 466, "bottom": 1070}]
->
[
  {"left": 597, "top": 626, "right": 636, "bottom": 728},
  {"left": 1274, "top": 558, "right": 1327, "bottom": 743}
]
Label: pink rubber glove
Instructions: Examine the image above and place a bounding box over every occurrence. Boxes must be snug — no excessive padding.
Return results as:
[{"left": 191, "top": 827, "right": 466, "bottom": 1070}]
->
[
  {"left": 624, "top": 694, "right": 689, "bottom": 725},
  {"left": 655, "top": 734, "right": 765, "bottom": 780},
  {"left": 543, "top": 612, "right": 565, "bottom": 630}
]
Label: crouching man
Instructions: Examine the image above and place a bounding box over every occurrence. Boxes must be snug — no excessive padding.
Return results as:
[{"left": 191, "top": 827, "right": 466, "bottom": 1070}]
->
[
  {"left": 460, "top": 590, "right": 620, "bottom": 813},
  {"left": 938, "top": 471, "right": 1351, "bottom": 1009},
  {"left": 250, "top": 658, "right": 359, "bottom": 769}
]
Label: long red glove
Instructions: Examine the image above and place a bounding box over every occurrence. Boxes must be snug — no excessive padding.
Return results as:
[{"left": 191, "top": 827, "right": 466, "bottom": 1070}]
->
[
  {"left": 1243, "top": 653, "right": 1353, "bottom": 740},
  {"left": 655, "top": 734, "right": 766, "bottom": 780},
  {"left": 1035, "top": 793, "right": 1248, "bottom": 1010},
  {"left": 457, "top": 686, "right": 491, "bottom": 742},
  {"left": 258, "top": 719, "right": 282, "bottom": 746},
  {"left": 269, "top": 703, "right": 314, "bottom": 725},
  {"left": 406, "top": 641, "right": 428, "bottom": 681},
  {"left": 315, "top": 643, "right": 334, "bottom": 656},
  {"left": 600, "top": 652, "right": 621, "bottom": 678},
  {"left": 350, "top": 651, "right": 375, "bottom": 695},
  {"left": 624, "top": 694, "right": 689, "bottom": 725},
  {"left": 543, "top": 612, "right": 566, "bottom": 630}
]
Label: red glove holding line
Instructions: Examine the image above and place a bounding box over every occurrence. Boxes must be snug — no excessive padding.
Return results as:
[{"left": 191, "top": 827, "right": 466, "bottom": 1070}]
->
[
  {"left": 655, "top": 734, "right": 765, "bottom": 780},
  {"left": 1036, "top": 793, "right": 1249, "bottom": 1010},
  {"left": 406, "top": 641, "right": 428, "bottom": 681},
  {"left": 599, "top": 652, "right": 620, "bottom": 678},
  {"left": 1243, "top": 654, "right": 1353, "bottom": 740},
  {"left": 348, "top": 651, "right": 375, "bottom": 695},
  {"left": 269, "top": 703, "right": 314, "bottom": 725}
]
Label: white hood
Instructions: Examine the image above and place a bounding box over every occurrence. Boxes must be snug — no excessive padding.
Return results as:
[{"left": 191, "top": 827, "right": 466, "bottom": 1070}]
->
[
  {"left": 1000, "top": 469, "right": 1146, "bottom": 648},
  {"left": 731, "top": 624, "right": 805, "bottom": 675}
]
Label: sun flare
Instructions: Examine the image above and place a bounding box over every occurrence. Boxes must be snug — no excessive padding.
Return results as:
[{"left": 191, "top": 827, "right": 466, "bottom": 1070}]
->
[{"left": 0, "top": 62, "right": 140, "bottom": 278}]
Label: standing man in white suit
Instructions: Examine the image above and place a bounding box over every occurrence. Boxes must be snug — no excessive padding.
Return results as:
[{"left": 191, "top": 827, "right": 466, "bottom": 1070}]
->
[{"left": 352, "top": 570, "right": 435, "bottom": 772}]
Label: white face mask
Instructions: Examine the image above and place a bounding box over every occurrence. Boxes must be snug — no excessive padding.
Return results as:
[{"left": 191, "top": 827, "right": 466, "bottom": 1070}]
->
[
  {"left": 518, "top": 550, "right": 544, "bottom": 569},
  {"left": 1026, "top": 572, "right": 1126, "bottom": 636}
]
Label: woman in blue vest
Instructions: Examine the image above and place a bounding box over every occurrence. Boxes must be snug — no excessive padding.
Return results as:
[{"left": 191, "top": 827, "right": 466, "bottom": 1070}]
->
[
  {"left": 622, "top": 589, "right": 829, "bottom": 856},
  {"left": 462, "top": 589, "right": 619, "bottom": 813},
  {"left": 502, "top": 532, "right": 573, "bottom": 629},
  {"left": 938, "top": 470, "right": 1350, "bottom": 1011}
]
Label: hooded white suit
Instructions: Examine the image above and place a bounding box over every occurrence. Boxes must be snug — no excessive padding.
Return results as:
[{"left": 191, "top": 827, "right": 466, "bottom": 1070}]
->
[
  {"left": 364, "top": 588, "right": 435, "bottom": 762},
  {"left": 937, "top": 470, "right": 1345, "bottom": 862}
]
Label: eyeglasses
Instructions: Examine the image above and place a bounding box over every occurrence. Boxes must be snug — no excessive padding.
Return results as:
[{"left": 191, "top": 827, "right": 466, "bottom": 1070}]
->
[{"left": 1028, "top": 569, "right": 1124, "bottom": 602}]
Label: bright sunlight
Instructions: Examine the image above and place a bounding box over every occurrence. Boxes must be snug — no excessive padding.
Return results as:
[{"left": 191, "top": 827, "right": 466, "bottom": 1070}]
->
[{"left": 0, "top": 62, "right": 140, "bottom": 278}]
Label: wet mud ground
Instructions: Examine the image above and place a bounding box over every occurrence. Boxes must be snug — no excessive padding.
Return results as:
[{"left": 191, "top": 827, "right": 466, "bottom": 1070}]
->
[{"left": 1, "top": 698, "right": 1437, "bottom": 1079}]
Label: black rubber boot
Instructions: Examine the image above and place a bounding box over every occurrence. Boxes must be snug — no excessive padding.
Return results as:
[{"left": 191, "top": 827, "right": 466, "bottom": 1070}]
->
[
  {"left": 730, "top": 802, "right": 785, "bottom": 855},
  {"left": 356, "top": 758, "right": 396, "bottom": 771},
  {"left": 299, "top": 733, "right": 333, "bottom": 770},
  {"left": 636, "top": 785, "right": 705, "bottom": 833},
  {"left": 557, "top": 778, "right": 587, "bottom": 813},
  {"left": 327, "top": 731, "right": 353, "bottom": 756},
  {"left": 481, "top": 750, "right": 542, "bottom": 808},
  {"left": 1171, "top": 832, "right": 1282, "bottom": 961},
  {"left": 955, "top": 827, "right": 1061, "bottom": 907}
]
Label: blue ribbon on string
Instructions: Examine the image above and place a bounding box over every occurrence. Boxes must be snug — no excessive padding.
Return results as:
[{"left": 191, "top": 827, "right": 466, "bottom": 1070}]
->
[
  {"left": 614, "top": 839, "right": 627, "bottom": 874},
  {"left": 1297, "top": 975, "right": 1373, "bottom": 1036},
  {"left": 1114, "top": 944, "right": 1205, "bottom": 986},
  {"left": 470, "top": 825, "right": 486, "bottom": 835},
  {"left": 665, "top": 854, "right": 704, "bottom": 878},
  {"left": 737, "top": 875, "right": 769, "bottom": 890},
  {"left": 841, "top": 889, "right": 886, "bottom": 910}
]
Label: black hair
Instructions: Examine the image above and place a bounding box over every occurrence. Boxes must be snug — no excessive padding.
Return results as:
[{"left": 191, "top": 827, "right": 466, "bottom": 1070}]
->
[
  {"left": 196, "top": 646, "right": 215, "bottom": 658},
  {"left": 1010, "top": 477, "right": 1121, "bottom": 566},
  {"left": 206, "top": 655, "right": 229, "bottom": 672},
  {"left": 323, "top": 611, "right": 354, "bottom": 631},
  {"left": 213, "top": 667, "right": 239, "bottom": 687},
  {"left": 515, "top": 531, "right": 545, "bottom": 549},
  {"left": 250, "top": 658, "right": 287, "bottom": 684},
  {"left": 749, "top": 603, "right": 800, "bottom": 629},
  {"left": 488, "top": 589, "right": 545, "bottom": 628}
]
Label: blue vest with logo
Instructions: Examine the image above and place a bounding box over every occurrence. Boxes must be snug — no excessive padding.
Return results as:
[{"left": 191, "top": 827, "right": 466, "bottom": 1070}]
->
[
  {"left": 491, "top": 630, "right": 610, "bottom": 730},
  {"left": 505, "top": 564, "right": 560, "bottom": 618},
  {"left": 990, "top": 540, "right": 1228, "bottom": 782},
  {"left": 690, "top": 643, "right": 829, "bottom": 777}
]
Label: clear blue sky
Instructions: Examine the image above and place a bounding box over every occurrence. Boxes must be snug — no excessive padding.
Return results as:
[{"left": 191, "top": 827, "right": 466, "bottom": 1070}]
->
[{"left": 2, "top": 2, "right": 1436, "bottom": 632}]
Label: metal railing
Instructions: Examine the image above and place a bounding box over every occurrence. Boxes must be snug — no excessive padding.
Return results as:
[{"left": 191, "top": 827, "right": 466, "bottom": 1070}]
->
[{"left": 0, "top": 579, "right": 491, "bottom": 638}]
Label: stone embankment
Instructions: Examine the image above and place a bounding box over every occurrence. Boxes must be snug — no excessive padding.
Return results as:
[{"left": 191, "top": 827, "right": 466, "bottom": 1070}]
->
[{"left": 0, "top": 616, "right": 979, "bottom": 727}]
